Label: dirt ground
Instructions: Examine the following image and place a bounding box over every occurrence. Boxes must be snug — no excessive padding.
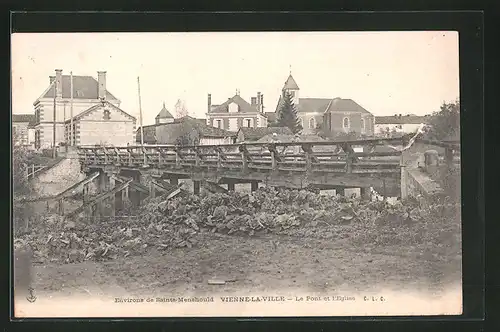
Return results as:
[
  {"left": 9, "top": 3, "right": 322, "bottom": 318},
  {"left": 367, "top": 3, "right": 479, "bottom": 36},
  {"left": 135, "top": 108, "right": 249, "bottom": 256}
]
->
[{"left": 25, "top": 231, "right": 461, "bottom": 302}]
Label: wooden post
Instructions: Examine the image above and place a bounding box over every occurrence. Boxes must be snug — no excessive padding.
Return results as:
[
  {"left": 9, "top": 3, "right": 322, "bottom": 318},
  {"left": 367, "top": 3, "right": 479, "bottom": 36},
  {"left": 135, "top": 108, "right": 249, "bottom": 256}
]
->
[
  {"left": 150, "top": 180, "right": 156, "bottom": 198},
  {"left": 58, "top": 199, "right": 64, "bottom": 215},
  {"left": 445, "top": 147, "right": 454, "bottom": 170},
  {"left": 83, "top": 183, "right": 88, "bottom": 203},
  {"left": 251, "top": 181, "right": 259, "bottom": 192},
  {"left": 360, "top": 187, "right": 371, "bottom": 201},
  {"left": 109, "top": 175, "right": 116, "bottom": 218},
  {"left": 31, "top": 164, "right": 35, "bottom": 178},
  {"left": 383, "top": 178, "right": 387, "bottom": 202},
  {"left": 240, "top": 145, "right": 248, "bottom": 172},
  {"left": 193, "top": 181, "right": 200, "bottom": 195},
  {"left": 216, "top": 148, "right": 222, "bottom": 170},
  {"left": 175, "top": 149, "right": 181, "bottom": 168},
  {"left": 227, "top": 182, "right": 235, "bottom": 191}
]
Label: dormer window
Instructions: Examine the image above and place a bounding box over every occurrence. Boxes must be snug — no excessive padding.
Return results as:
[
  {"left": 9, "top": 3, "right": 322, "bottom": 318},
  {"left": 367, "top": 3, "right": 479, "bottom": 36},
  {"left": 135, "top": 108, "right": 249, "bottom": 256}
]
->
[
  {"left": 103, "top": 109, "right": 111, "bottom": 120},
  {"left": 76, "top": 90, "right": 84, "bottom": 97}
]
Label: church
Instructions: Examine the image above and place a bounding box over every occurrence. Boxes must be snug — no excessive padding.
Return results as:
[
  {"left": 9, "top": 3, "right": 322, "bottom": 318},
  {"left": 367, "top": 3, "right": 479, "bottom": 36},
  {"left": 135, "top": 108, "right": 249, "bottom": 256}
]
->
[{"left": 272, "top": 73, "right": 375, "bottom": 137}]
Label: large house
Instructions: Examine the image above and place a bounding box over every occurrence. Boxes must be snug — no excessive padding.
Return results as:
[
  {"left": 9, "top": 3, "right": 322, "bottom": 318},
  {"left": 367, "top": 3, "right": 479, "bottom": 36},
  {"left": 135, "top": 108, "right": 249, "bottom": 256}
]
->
[
  {"left": 12, "top": 114, "right": 36, "bottom": 148},
  {"left": 205, "top": 91, "right": 268, "bottom": 131},
  {"left": 33, "top": 69, "right": 136, "bottom": 148},
  {"left": 274, "top": 74, "right": 375, "bottom": 137}
]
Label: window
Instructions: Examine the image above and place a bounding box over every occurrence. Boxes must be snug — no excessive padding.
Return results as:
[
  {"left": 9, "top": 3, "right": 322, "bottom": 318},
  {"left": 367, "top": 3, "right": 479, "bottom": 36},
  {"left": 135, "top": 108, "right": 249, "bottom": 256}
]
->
[
  {"left": 103, "top": 109, "right": 111, "bottom": 120},
  {"left": 343, "top": 117, "right": 350, "bottom": 130},
  {"left": 309, "top": 117, "right": 316, "bottom": 129},
  {"left": 299, "top": 118, "right": 304, "bottom": 128},
  {"left": 216, "top": 119, "right": 222, "bottom": 128},
  {"left": 244, "top": 118, "right": 253, "bottom": 128},
  {"left": 290, "top": 91, "right": 295, "bottom": 98},
  {"left": 361, "top": 118, "right": 366, "bottom": 133},
  {"left": 76, "top": 90, "right": 84, "bottom": 97}
]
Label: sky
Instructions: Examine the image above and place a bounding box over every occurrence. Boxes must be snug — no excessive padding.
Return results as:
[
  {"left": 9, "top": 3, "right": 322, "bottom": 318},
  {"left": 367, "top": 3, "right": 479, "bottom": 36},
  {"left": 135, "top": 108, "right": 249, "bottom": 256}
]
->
[{"left": 11, "top": 31, "right": 459, "bottom": 126}]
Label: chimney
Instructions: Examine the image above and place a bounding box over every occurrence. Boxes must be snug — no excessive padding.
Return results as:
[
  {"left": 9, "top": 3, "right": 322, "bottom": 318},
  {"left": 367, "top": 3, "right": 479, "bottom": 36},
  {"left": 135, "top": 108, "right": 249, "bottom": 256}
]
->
[
  {"left": 260, "top": 94, "right": 264, "bottom": 113},
  {"left": 257, "top": 92, "right": 261, "bottom": 112},
  {"left": 207, "top": 93, "right": 212, "bottom": 112},
  {"left": 97, "top": 71, "right": 107, "bottom": 99},
  {"left": 55, "top": 69, "right": 63, "bottom": 98},
  {"left": 251, "top": 97, "right": 257, "bottom": 105}
]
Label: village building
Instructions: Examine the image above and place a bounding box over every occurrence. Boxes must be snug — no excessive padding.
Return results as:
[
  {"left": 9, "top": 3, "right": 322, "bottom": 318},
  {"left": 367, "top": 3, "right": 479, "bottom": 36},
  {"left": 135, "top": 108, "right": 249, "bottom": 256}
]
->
[
  {"left": 33, "top": 69, "right": 136, "bottom": 148},
  {"left": 274, "top": 73, "right": 375, "bottom": 137},
  {"left": 206, "top": 91, "right": 268, "bottom": 131},
  {"left": 375, "top": 114, "right": 429, "bottom": 137},
  {"left": 137, "top": 113, "right": 235, "bottom": 146},
  {"left": 12, "top": 114, "right": 36, "bottom": 148},
  {"left": 235, "top": 126, "right": 293, "bottom": 143},
  {"left": 155, "top": 102, "right": 175, "bottom": 124}
]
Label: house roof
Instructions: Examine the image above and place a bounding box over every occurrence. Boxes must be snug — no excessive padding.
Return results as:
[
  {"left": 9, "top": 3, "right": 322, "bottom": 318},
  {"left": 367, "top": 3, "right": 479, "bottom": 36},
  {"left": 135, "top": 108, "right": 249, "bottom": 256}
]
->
[
  {"left": 375, "top": 115, "right": 429, "bottom": 124},
  {"left": 238, "top": 127, "right": 293, "bottom": 141},
  {"left": 283, "top": 74, "right": 300, "bottom": 90},
  {"left": 155, "top": 102, "right": 174, "bottom": 119},
  {"left": 67, "top": 101, "right": 136, "bottom": 122},
  {"left": 274, "top": 96, "right": 371, "bottom": 114},
  {"left": 209, "top": 95, "right": 259, "bottom": 114},
  {"left": 37, "top": 75, "right": 118, "bottom": 102},
  {"left": 12, "top": 114, "right": 36, "bottom": 125},
  {"left": 265, "top": 112, "right": 277, "bottom": 123},
  {"left": 136, "top": 116, "right": 236, "bottom": 144}
]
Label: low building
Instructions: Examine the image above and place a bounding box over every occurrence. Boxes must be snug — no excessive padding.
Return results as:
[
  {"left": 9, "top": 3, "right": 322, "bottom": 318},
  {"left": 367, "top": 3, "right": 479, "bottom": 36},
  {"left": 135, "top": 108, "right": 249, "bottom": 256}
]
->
[
  {"left": 375, "top": 114, "right": 429, "bottom": 137},
  {"left": 206, "top": 92, "right": 268, "bottom": 131},
  {"left": 236, "top": 127, "right": 293, "bottom": 143},
  {"left": 33, "top": 69, "right": 136, "bottom": 148},
  {"left": 137, "top": 116, "right": 236, "bottom": 146},
  {"left": 12, "top": 114, "right": 36, "bottom": 148}
]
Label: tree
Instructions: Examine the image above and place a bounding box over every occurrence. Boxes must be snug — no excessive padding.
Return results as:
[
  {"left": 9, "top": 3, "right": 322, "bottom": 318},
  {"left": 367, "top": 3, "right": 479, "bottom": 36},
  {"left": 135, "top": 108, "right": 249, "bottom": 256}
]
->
[
  {"left": 424, "top": 99, "right": 460, "bottom": 141},
  {"left": 174, "top": 99, "right": 189, "bottom": 118},
  {"left": 273, "top": 91, "right": 302, "bottom": 134}
]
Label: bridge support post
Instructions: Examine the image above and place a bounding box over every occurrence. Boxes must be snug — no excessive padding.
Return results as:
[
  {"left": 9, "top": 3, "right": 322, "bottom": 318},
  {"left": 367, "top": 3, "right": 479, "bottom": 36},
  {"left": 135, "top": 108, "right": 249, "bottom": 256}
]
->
[
  {"left": 109, "top": 176, "right": 116, "bottom": 218},
  {"left": 251, "top": 181, "right": 259, "bottom": 192},
  {"left": 58, "top": 199, "right": 65, "bottom": 215},
  {"left": 360, "top": 187, "right": 371, "bottom": 201},
  {"left": 336, "top": 187, "right": 345, "bottom": 196},
  {"left": 193, "top": 181, "right": 201, "bottom": 195},
  {"left": 227, "top": 182, "right": 235, "bottom": 191},
  {"left": 83, "top": 183, "right": 89, "bottom": 203},
  {"left": 400, "top": 165, "right": 408, "bottom": 200}
]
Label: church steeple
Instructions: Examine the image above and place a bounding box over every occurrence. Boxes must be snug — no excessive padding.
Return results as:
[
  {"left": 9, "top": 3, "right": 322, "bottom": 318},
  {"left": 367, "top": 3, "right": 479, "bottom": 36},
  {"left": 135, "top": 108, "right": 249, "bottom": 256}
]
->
[{"left": 282, "top": 69, "right": 300, "bottom": 105}]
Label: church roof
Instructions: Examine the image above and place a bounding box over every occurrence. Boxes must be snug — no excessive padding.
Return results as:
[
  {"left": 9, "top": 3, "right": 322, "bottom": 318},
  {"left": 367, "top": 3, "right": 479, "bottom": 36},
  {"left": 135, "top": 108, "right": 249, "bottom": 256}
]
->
[
  {"left": 282, "top": 74, "right": 300, "bottom": 90},
  {"left": 155, "top": 102, "right": 174, "bottom": 119}
]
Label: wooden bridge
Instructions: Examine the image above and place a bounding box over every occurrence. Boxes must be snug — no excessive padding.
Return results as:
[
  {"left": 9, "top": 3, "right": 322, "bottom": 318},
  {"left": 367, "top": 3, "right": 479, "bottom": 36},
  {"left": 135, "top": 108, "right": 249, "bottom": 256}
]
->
[{"left": 19, "top": 137, "right": 458, "bottom": 220}]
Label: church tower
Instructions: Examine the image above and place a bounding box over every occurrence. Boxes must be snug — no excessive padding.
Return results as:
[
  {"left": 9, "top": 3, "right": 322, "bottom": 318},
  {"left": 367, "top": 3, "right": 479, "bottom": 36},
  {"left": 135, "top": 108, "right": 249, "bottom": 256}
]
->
[{"left": 282, "top": 70, "right": 300, "bottom": 106}]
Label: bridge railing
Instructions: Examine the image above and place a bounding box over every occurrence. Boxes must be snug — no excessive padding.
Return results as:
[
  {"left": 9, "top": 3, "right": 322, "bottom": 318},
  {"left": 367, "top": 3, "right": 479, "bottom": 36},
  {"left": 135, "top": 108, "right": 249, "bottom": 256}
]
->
[{"left": 77, "top": 137, "right": 411, "bottom": 175}]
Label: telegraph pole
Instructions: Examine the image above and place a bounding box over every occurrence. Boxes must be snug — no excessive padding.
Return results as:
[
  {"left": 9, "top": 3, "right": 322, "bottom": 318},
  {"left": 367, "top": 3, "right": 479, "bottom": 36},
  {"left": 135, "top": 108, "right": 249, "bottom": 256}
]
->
[
  {"left": 137, "top": 76, "right": 144, "bottom": 147},
  {"left": 52, "top": 78, "right": 57, "bottom": 158},
  {"left": 70, "top": 71, "right": 74, "bottom": 146}
]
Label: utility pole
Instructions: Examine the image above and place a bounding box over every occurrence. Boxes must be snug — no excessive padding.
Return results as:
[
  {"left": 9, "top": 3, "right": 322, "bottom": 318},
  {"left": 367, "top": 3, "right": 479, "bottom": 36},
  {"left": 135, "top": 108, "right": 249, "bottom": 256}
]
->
[
  {"left": 137, "top": 76, "right": 144, "bottom": 147},
  {"left": 70, "top": 71, "right": 74, "bottom": 146},
  {"left": 52, "top": 78, "right": 57, "bottom": 158}
]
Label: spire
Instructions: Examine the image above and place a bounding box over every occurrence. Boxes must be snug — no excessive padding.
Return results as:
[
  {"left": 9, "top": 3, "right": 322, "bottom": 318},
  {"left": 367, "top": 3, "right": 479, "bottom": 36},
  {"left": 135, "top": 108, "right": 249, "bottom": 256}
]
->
[
  {"left": 283, "top": 73, "right": 300, "bottom": 90},
  {"left": 289, "top": 64, "right": 292, "bottom": 75}
]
